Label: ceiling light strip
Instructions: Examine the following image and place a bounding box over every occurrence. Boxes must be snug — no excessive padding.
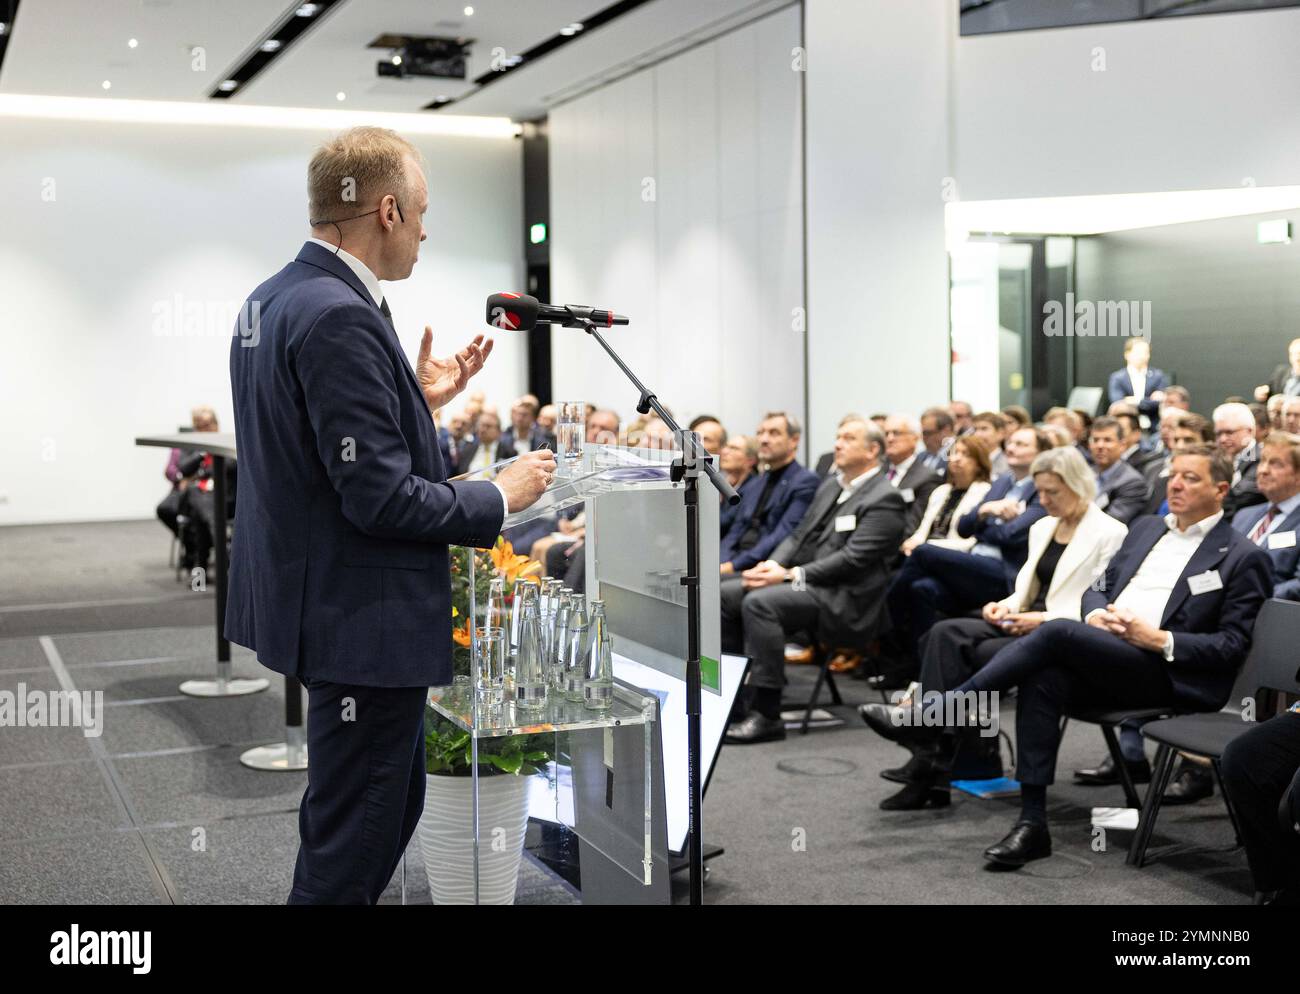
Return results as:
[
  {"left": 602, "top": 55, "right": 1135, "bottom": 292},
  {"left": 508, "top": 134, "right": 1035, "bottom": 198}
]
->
[
  {"left": 0, "top": 93, "right": 520, "bottom": 137},
  {"left": 209, "top": 0, "right": 345, "bottom": 100}
]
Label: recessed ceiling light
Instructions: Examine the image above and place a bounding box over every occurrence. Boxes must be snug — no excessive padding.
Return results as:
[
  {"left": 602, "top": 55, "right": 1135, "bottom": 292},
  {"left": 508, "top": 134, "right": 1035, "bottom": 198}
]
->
[
  {"left": 101, "top": 80, "right": 112, "bottom": 90},
  {"left": 560, "top": 27, "right": 576, "bottom": 36},
  {"left": 464, "top": 5, "right": 474, "bottom": 15},
  {"left": 391, "top": 54, "right": 402, "bottom": 65},
  {"left": 128, "top": 38, "right": 139, "bottom": 49},
  {"left": 260, "top": 39, "right": 282, "bottom": 53},
  {"left": 296, "top": 3, "right": 319, "bottom": 16},
  {"left": 436, "top": 94, "right": 448, "bottom": 102},
  {"left": 336, "top": 91, "right": 346, "bottom": 101},
  {"left": 218, "top": 80, "right": 238, "bottom": 92}
]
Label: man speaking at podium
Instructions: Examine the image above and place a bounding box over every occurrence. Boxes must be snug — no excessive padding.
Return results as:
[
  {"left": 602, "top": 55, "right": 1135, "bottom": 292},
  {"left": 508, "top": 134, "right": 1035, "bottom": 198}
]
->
[{"left": 226, "top": 127, "right": 555, "bottom": 904}]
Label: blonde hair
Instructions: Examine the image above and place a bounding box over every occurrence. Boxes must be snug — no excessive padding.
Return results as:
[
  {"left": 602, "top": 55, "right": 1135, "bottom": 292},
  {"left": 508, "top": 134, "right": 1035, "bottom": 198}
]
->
[
  {"left": 1030, "top": 445, "right": 1096, "bottom": 505},
  {"left": 308, "top": 127, "right": 422, "bottom": 224}
]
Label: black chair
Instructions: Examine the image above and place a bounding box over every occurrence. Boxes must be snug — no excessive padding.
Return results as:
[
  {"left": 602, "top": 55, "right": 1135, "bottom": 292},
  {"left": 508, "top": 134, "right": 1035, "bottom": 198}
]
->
[
  {"left": 1128, "top": 599, "right": 1300, "bottom": 868},
  {"left": 1061, "top": 705, "right": 1178, "bottom": 809},
  {"left": 782, "top": 635, "right": 843, "bottom": 735}
]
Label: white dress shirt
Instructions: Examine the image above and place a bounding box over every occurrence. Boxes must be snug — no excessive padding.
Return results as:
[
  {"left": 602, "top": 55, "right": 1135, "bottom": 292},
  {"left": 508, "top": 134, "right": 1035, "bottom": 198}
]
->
[
  {"left": 1091, "top": 509, "right": 1225, "bottom": 660},
  {"left": 308, "top": 237, "right": 384, "bottom": 306},
  {"left": 886, "top": 454, "right": 916, "bottom": 487},
  {"left": 789, "top": 465, "right": 881, "bottom": 588},
  {"left": 1247, "top": 492, "right": 1300, "bottom": 543},
  {"left": 1127, "top": 365, "right": 1147, "bottom": 401},
  {"left": 307, "top": 239, "right": 510, "bottom": 519}
]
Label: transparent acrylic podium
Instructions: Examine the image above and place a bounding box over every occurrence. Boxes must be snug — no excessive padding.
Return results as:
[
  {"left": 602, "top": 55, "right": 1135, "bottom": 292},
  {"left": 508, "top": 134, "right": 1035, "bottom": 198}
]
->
[{"left": 423, "top": 443, "right": 720, "bottom": 904}]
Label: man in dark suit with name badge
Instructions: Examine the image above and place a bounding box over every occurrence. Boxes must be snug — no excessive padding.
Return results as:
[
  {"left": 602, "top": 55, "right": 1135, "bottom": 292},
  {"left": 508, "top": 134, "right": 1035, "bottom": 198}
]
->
[
  {"left": 227, "top": 127, "right": 554, "bottom": 904},
  {"left": 721, "top": 419, "right": 906, "bottom": 743}
]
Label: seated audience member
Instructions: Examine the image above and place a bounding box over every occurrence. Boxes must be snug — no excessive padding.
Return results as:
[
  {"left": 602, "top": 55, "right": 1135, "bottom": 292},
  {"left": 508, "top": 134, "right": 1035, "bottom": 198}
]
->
[
  {"left": 1250, "top": 402, "right": 1271, "bottom": 446},
  {"left": 458, "top": 407, "right": 516, "bottom": 473},
  {"left": 1220, "top": 705, "right": 1300, "bottom": 905},
  {"left": 434, "top": 410, "right": 457, "bottom": 473},
  {"left": 688, "top": 415, "right": 727, "bottom": 456},
  {"left": 882, "top": 414, "right": 942, "bottom": 530},
  {"left": 1001, "top": 405, "right": 1031, "bottom": 429},
  {"left": 1254, "top": 336, "right": 1300, "bottom": 402},
  {"left": 1113, "top": 409, "right": 1162, "bottom": 478},
  {"left": 815, "top": 412, "right": 863, "bottom": 478},
  {"left": 864, "top": 446, "right": 1127, "bottom": 809},
  {"left": 1153, "top": 406, "right": 1184, "bottom": 455},
  {"left": 1268, "top": 393, "right": 1286, "bottom": 430},
  {"left": 157, "top": 404, "right": 219, "bottom": 544},
  {"left": 536, "top": 403, "right": 557, "bottom": 434},
  {"left": 1216, "top": 401, "right": 1265, "bottom": 519},
  {"left": 1088, "top": 416, "right": 1150, "bottom": 524},
  {"left": 900, "top": 436, "right": 993, "bottom": 555},
  {"left": 918, "top": 406, "right": 956, "bottom": 474},
  {"left": 1284, "top": 396, "right": 1300, "bottom": 435},
  {"left": 884, "top": 427, "right": 1052, "bottom": 658},
  {"left": 1140, "top": 412, "right": 1213, "bottom": 517},
  {"left": 1233, "top": 431, "right": 1300, "bottom": 600},
  {"left": 721, "top": 419, "right": 907, "bottom": 743},
  {"left": 970, "top": 410, "right": 1011, "bottom": 479},
  {"left": 1041, "top": 423, "right": 1072, "bottom": 449},
  {"left": 501, "top": 395, "right": 554, "bottom": 453},
  {"left": 719, "top": 434, "right": 760, "bottom": 535},
  {"left": 1044, "top": 406, "right": 1091, "bottom": 465},
  {"left": 949, "top": 400, "right": 974, "bottom": 437},
  {"left": 720, "top": 412, "right": 818, "bottom": 575},
  {"left": 869, "top": 445, "right": 1272, "bottom": 866},
  {"left": 1162, "top": 385, "right": 1191, "bottom": 411},
  {"left": 1107, "top": 337, "right": 1167, "bottom": 422}
]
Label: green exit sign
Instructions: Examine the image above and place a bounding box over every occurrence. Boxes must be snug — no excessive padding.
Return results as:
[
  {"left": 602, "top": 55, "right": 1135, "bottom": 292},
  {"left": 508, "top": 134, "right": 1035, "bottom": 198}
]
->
[{"left": 529, "top": 222, "right": 547, "bottom": 245}]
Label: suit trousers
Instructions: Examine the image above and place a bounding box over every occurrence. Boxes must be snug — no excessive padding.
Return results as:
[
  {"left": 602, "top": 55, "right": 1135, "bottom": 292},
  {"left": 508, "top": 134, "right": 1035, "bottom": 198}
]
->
[
  {"left": 288, "top": 677, "right": 428, "bottom": 904},
  {"left": 720, "top": 576, "right": 821, "bottom": 691},
  {"left": 886, "top": 544, "right": 1011, "bottom": 654},
  {"left": 917, "top": 617, "right": 1017, "bottom": 694},
  {"left": 1220, "top": 713, "right": 1300, "bottom": 894},
  {"left": 964, "top": 619, "right": 1176, "bottom": 786}
]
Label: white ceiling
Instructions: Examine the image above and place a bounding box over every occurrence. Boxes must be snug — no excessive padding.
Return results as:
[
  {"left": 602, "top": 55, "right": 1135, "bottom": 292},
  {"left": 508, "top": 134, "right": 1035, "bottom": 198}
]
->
[{"left": 0, "top": 0, "right": 794, "bottom": 119}]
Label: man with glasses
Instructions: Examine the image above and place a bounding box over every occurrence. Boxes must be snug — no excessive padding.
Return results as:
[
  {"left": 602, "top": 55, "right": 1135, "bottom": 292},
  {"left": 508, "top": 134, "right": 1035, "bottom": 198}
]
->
[
  {"left": 882, "top": 414, "right": 942, "bottom": 530},
  {"left": 918, "top": 407, "right": 956, "bottom": 474},
  {"left": 1215, "top": 402, "right": 1265, "bottom": 520}
]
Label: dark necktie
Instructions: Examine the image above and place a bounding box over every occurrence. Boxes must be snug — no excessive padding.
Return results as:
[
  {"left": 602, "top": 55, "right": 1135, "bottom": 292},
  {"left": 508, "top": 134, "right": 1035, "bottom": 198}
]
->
[
  {"left": 1249, "top": 504, "right": 1280, "bottom": 545},
  {"left": 379, "top": 297, "right": 394, "bottom": 327}
]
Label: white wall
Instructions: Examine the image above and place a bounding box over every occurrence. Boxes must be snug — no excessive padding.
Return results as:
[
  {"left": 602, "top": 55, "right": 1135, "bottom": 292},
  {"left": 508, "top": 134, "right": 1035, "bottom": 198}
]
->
[
  {"left": 0, "top": 118, "right": 523, "bottom": 525},
  {"left": 954, "top": 7, "right": 1300, "bottom": 200},
  {"left": 549, "top": 5, "right": 804, "bottom": 442},
  {"left": 803, "top": 0, "right": 954, "bottom": 453}
]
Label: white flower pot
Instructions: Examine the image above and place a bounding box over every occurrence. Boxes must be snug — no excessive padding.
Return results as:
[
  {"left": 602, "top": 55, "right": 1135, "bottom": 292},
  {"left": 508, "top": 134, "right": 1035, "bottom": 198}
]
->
[{"left": 417, "top": 772, "right": 531, "bottom": 905}]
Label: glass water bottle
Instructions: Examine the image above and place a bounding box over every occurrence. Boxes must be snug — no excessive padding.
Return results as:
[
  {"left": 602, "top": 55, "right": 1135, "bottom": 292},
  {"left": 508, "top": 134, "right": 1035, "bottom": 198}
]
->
[
  {"left": 584, "top": 600, "right": 614, "bottom": 711},
  {"left": 514, "top": 595, "right": 548, "bottom": 712},
  {"left": 550, "top": 588, "right": 573, "bottom": 692},
  {"left": 563, "top": 595, "right": 590, "bottom": 702}
]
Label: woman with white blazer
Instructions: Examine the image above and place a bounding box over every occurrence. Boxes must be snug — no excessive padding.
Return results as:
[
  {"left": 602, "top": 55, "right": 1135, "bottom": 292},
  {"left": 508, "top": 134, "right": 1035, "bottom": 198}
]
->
[
  {"left": 865, "top": 445, "right": 1128, "bottom": 810},
  {"left": 900, "top": 436, "right": 994, "bottom": 555}
]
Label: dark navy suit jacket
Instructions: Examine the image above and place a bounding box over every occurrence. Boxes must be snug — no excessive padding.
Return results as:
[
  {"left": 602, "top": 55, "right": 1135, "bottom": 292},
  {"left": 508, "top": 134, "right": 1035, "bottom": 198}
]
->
[
  {"left": 1082, "top": 514, "right": 1273, "bottom": 711},
  {"left": 719, "top": 460, "right": 819, "bottom": 571},
  {"left": 1232, "top": 502, "right": 1300, "bottom": 602},
  {"left": 1107, "top": 366, "right": 1169, "bottom": 419},
  {"left": 955, "top": 474, "right": 1046, "bottom": 586},
  {"left": 225, "top": 242, "right": 504, "bottom": 688}
]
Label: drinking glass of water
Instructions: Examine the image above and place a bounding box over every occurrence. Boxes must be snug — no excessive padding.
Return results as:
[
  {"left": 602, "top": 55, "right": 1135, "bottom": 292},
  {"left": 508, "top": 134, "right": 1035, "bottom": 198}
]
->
[{"left": 556, "top": 400, "right": 585, "bottom": 471}]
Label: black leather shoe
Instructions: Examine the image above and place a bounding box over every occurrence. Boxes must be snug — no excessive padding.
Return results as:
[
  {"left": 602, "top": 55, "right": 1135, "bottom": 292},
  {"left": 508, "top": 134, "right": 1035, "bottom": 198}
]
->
[
  {"left": 1163, "top": 763, "right": 1214, "bottom": 805},
  {"left": 880, "top": 781, "right": 950, "bottom": 810},
  {"left": 859, "top": 702, "right": 935, "bottom": 747},
  {"left": 882, "top": 753, "right": 930, "bottom": 784},
  {"left": 984, "top": 821, "right": 1051, "bottom": 868},
  {"left": 1073, "top": 755, "right": 1151, "bottom": 786},
  {"left": 724, "top": 712, "right": 786, "bottom": 745}
]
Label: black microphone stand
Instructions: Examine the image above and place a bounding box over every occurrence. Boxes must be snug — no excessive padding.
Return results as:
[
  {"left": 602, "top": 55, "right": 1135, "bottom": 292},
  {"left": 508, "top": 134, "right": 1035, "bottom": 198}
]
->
[{"left": 570, "top": 315, "right": 740, "bottom": 907}]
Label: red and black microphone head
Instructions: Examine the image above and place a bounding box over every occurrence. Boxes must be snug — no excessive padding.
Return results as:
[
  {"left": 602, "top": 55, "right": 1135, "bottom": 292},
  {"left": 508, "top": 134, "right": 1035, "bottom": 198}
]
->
[{"left": 485, "top": 292, "right": 539, "bottom": 331}]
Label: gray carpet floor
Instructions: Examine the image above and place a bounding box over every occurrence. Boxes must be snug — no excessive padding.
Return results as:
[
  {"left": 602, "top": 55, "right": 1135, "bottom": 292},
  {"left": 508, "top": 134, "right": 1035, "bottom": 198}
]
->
[{"left": 0, "top": 520, "right": 1255, "bottom": 904}]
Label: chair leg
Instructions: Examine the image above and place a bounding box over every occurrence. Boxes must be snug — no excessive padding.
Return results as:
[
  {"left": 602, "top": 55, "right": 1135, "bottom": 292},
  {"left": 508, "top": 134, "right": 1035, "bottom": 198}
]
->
[
  {"left": 826, "top": 670, "right": 842, "bottom": 706},
  {"left": 802, "top": 648, "right": 829, "bottom": 735},
  {"left": 1101, "top": 723, "right": 1140, "bottom": 810},
  {"left": 1128, "top": 744, "right": 1177, "bottom": 867},
  {"left": 1210, "top": 757, "right": 1244, "bottom": 848}
]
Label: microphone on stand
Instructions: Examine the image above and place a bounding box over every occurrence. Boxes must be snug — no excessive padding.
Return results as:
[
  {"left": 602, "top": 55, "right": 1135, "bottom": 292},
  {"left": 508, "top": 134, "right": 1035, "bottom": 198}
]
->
[{"left": 486, "top": 292, "right": 628, "bottom": 331}]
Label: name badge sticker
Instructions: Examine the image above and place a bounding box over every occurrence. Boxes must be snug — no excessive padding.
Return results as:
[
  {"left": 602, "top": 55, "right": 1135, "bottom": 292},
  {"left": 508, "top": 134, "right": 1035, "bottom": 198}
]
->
[
  {"left": 1187, "top": 570, "right": 1224, "bottom": 595},
  {"left": 834, "top": 514, "right": 856, "bottom": 533},
  {"left": 1268, "top": 530, "right": 1297, "bottom": 550}
]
